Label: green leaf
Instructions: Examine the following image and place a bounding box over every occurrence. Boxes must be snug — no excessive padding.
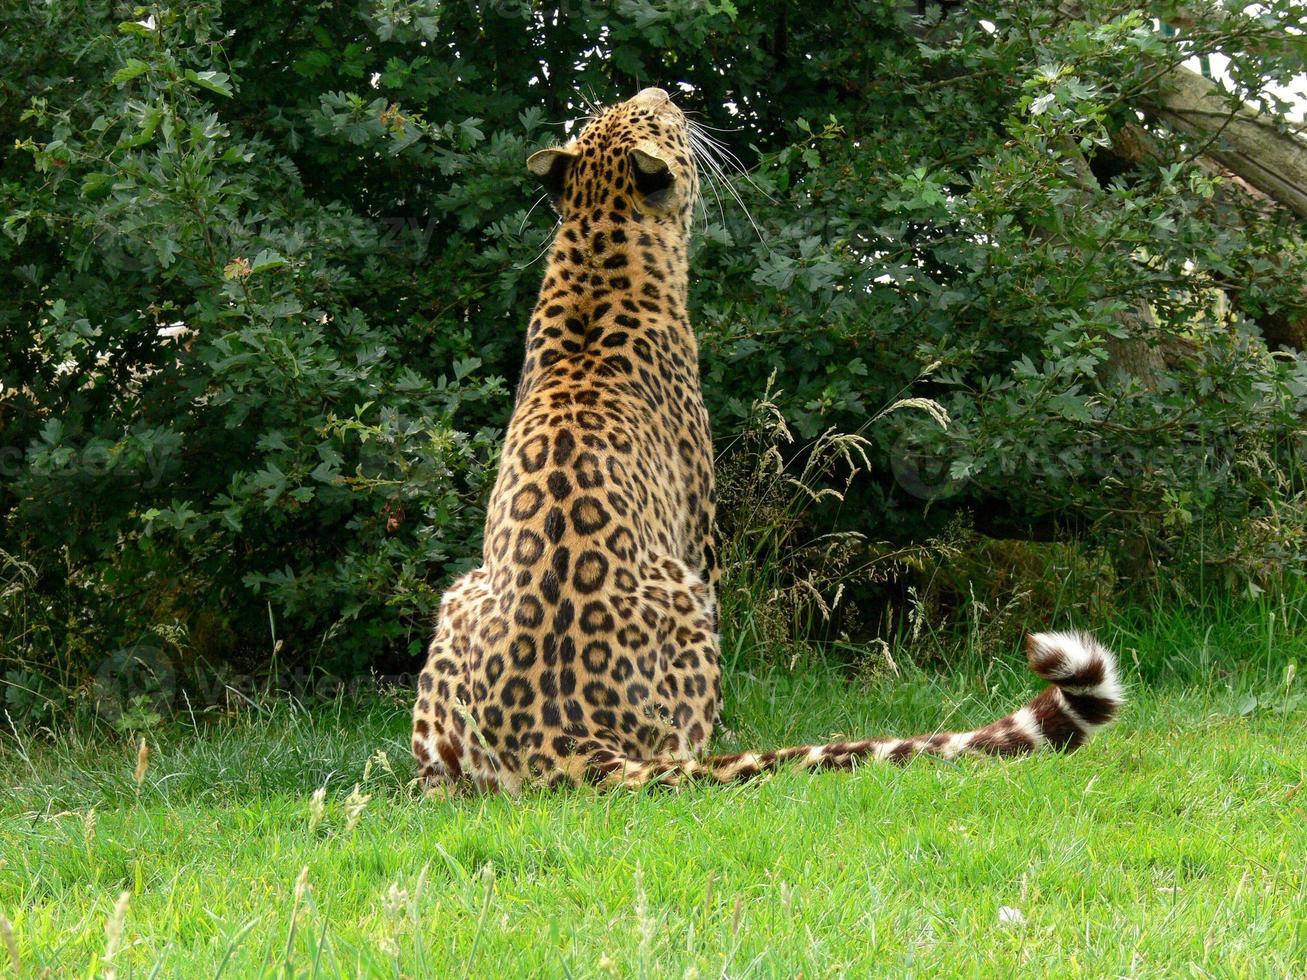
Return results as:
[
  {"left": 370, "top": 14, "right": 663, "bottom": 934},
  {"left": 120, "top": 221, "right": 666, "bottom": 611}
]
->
[
  {"left": 119, "top": 103, "right": 164, "bottom": 148},
  {"left": 80, "top": 172, "right": 113, "bottom": 198},
  {"left": 117, "top": 15, "right": 157, "bottom": 35},
  {"left": 249, "top": 249, "right": 288, "bottom": 274},
  {"left": 458, "top": 117, "right": 485, "bottom": 144},
  {"left": 184, "top": 69, "right": 233, "bottom": 98},
  {"left": 112, "top": 58, "right": 150, "bottom": 85}
]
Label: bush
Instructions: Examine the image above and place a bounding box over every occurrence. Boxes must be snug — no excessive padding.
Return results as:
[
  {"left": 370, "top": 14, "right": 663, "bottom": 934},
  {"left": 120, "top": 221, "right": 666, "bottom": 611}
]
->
[{"left": 2, "top": 1, "right": 1305, "bottom": 684}]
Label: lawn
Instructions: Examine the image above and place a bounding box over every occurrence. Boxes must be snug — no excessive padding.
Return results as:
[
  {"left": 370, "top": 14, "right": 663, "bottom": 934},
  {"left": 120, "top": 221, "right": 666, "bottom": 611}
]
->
[{"left": 2, "top": 597, "right": 1304, "bottom": 977}]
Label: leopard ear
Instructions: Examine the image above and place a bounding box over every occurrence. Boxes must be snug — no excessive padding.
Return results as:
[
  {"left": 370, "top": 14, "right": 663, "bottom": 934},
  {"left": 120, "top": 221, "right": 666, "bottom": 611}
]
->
[
  {"left": 527, "top": 147, "right": 576, "bottom": 208},
  {"left": 630, "top": 146, "right": 675, "bottom": 209}
]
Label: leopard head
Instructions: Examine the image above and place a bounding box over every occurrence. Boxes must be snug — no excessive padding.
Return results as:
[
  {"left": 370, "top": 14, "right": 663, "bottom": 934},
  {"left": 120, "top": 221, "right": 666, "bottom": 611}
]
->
[{"left": 527, "top": 87, "right": 699, "bottom": 227}]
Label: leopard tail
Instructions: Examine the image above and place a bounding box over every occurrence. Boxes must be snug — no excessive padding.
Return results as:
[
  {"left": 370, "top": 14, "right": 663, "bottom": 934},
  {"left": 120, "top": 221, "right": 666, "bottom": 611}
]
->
[{"left": 582, "top": 631, "right": 1124, "bottom": 789}]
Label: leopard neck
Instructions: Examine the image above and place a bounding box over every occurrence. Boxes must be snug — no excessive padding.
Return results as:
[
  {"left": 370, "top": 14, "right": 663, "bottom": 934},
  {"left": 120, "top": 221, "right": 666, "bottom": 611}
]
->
[{"left": 518, "top": 211, "right": 696, "bottom": 396}]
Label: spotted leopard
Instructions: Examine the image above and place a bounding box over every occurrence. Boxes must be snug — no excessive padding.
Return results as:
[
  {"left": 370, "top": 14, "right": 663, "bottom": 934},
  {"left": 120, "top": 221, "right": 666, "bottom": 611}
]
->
[{"left": 410, "top": 87, "right": 1124, "bottom": 793}]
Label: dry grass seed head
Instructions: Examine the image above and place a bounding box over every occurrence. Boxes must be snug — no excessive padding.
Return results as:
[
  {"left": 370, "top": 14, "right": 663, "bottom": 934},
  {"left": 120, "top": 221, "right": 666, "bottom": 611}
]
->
[
  {"left": 133, "top": 737, "right": 149, "bottom": 792},
  {"left": 0, "top": 910, "right": 18, "bottom": 973},
  {"left": 102, "top": 889, "right": 131, "bottom": 980},
  {"left": 343, "top": 784, "right": 371, "bottom": 833},
  {"left": 307, "top": 786, "right": 327, "bottom": 832}
]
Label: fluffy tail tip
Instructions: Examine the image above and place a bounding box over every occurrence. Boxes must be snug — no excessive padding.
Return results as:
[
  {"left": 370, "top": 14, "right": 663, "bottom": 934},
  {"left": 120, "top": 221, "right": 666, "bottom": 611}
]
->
[{"left": 1026, "top": 630, "right": 1126, "bottom": 711}]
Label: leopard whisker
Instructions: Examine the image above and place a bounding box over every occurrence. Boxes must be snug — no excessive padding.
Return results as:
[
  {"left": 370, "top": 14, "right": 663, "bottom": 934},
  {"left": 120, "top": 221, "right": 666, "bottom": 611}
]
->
[
  {"left": 689, "top": 131, "right": 730, "bottom": 230},
  {"left": 515, "top": 217, "right": 562, "bottom": 270},
  {"left": 518, "top": 192, "right": 551, "bottom": 237},
  {"left": 689, "top": 128, "right": 768, "bottom": 247},
  {"left": 689, "top": 121, "right": 776, "bottom": 206}
]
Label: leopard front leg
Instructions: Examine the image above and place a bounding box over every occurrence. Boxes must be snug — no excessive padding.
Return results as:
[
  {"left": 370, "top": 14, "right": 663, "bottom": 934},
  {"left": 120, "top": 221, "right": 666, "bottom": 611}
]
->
[
  {"left": 633, "top": 556, "right": 722, "bottom": 756},
  {"left": 411, "top": 625, "right": 460, "bottom": 792},
  {"left": 411, "top": 569, "right": 514, "bottom": 794}
]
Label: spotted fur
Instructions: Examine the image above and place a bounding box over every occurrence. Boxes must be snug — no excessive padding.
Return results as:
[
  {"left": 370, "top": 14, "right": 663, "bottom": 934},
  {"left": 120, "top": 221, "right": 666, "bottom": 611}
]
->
[{"left": 410, "top": 89, "right": 1124, "bottom": 794}]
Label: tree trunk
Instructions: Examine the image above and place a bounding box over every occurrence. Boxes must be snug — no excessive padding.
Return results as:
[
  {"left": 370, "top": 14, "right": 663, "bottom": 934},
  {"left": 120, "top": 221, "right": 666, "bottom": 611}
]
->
[
  {"left": 912, "top": 4, "right": 1307, "bottom": 217},
  {"left": 1138, "top": 63, "right": 1307, "bottom": 220},
  {"left": 1108, "top": 120, "right": 1307, "bottom": 351},
  {"left": 909, "top": 4, "right": 1307, "bottom": 349}
]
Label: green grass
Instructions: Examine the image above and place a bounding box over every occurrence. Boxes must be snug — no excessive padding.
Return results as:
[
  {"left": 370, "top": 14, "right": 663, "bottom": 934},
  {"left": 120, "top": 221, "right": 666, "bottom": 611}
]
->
[{"left": 2, "top": 596, "right": 1304, "bottom": 977}]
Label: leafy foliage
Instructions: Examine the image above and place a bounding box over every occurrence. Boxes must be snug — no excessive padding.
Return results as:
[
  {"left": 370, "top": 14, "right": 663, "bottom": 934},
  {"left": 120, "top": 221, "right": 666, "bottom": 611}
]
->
[{"left": 2, "top": 1, "right": 1306, "bottom": 679}]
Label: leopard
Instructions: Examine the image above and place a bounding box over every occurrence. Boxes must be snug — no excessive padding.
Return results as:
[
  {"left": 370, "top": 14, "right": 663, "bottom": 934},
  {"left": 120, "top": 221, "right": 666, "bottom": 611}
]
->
[{"left": 410, "top": 86, "right": 1124, "bottom": 794}]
